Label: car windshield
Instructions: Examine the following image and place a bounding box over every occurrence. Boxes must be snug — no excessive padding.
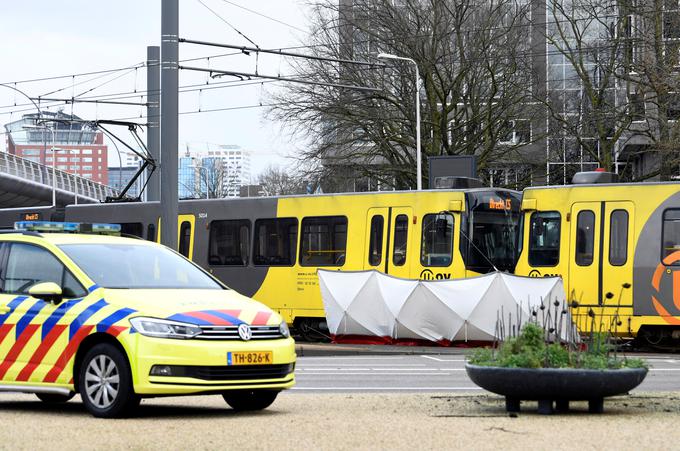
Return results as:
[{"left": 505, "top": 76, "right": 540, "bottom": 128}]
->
[{"left": 59, "top": 243, "right": 223, "bottom": 289}]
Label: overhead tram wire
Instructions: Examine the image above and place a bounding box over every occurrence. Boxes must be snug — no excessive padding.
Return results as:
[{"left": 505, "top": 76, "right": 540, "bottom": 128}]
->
[
  {"left": 180, "top": 38, "right": 386, "bottom": 68},
  {"left": 180, "top": 66, "right": 382, "bottom": 92},
  {"left": 195, "top": 0, "right": 260, "bottom": 49},
  {"left": 0, "top": 64, "right": 621, "bottom": 118},
  {"left": 218, "top": 0, "right": 307, "bottom": 33},
  {"left": 0, "top": 78, "right": 286, "bottom": 115},
  {"left": 0, "top": 62, "right": 146, "bottom": 87},
  {"left": 109, "top": 102, "right": 285, "bottom": 122}
]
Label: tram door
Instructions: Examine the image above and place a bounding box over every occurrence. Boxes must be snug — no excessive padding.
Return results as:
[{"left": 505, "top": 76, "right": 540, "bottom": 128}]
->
[
  {"left": 156, "top": 215, "right": 196, "bottom": 260},
  {"left": 178, "top": 214, "right": 196, "bottom": 260},
  {"left": 388, "top": 207, "right": 413, "bottom": 279},
  {"left": 363, "top": 207, "right": 412, "bottom": 278},
  {"left": 568, "top": 202, "right": 602, "bottom": 306},
  {"left": 568, "top": 201, "right": 634, "bottom": 307},
  {"left": 364, "top": 208, "right": 388, "bottom": 272},
  {"left": 601, "top": 202, "right": 634, "bottom": 308}
]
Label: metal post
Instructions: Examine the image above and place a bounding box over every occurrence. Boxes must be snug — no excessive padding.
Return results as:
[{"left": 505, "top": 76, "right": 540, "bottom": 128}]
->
[
  {"left": 51, "top": 135, "right": 56, "bottom": 207},
  {"left": 160, "top": 0, "right": 179, "bottom": 249},
  {"left": 414, "top": 64, "right": 421, "bottom": 191},
  {"left": 147, "top": 46, "right": 161, "bottom": 201},
  {"left": 377, "top": 53, "right": 422, "bottom": 190}
]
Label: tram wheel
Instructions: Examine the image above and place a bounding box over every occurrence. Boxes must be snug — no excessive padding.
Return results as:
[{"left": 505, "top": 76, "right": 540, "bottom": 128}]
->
[
  {"left": 641, "top": 327, "right": 665, "bottom": 346},
  {"left": 296, "top": 319, "right": 330, "bottom": 343}
]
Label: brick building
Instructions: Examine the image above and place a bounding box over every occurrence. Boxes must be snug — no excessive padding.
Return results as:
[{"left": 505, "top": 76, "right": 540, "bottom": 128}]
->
[{"left": 4, "top": 111, "right": 108, "bottom": 184}]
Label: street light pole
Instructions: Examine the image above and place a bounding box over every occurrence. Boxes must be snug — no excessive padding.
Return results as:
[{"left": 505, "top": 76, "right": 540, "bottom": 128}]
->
[{"left": 377, "top": 53, "right": 422, "bottom": 190}]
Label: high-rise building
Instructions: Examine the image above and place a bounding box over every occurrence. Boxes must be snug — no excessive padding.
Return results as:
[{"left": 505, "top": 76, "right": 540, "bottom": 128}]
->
[
  {"left": 4, "top": 111, "right": 108, "bottom": 184},
  {"left": 108, "top": 166, "right": 143, "bottom": 198},
  {"left": 181, "top": 143, "right": 252, "bottom": 198}
]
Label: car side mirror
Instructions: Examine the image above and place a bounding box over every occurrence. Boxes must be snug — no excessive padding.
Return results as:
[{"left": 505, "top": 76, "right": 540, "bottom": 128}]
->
[{"left": 28, "top": 282, "right": 63, "bottom": 305}]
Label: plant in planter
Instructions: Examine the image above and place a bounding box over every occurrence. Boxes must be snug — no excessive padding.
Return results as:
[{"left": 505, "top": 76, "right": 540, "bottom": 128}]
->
[{"left": 466, "top": 286, "right": 648, "bottom": 415}]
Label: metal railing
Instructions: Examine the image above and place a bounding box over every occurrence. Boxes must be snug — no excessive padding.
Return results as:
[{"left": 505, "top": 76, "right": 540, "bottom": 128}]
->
[{"left": 0, "top": 152, "right": 117, "bottom": 201}]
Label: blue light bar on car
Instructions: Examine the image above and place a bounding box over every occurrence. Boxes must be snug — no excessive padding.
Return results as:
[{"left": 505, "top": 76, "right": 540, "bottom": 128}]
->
[{"left": 14, "top": 221, "right": 122, "bottom": 235}]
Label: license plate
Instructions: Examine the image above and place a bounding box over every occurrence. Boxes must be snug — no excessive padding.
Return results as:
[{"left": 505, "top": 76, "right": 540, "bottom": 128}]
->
[{"left": 227, "top": 351, "right": 273, "bottom": 365}]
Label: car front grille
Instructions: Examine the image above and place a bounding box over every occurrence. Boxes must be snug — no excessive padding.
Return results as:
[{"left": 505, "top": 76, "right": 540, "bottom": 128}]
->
[
  {"left": 154, "top": 363, "right": 295, "bottom": 381},
  {"left": 195, "top": 325, "right": 284, "bottom": 340}
]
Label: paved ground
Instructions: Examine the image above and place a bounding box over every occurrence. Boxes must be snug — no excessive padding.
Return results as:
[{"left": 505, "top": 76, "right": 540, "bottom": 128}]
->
[
  {"left": 1, "top": 345, "right": 679, "bottom": 449},
  {"left": 1, "top": 392, "right": 680, "bottom": 450}
]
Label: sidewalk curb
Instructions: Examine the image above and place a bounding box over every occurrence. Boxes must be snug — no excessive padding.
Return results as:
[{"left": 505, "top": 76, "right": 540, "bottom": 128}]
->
[{"left": 295, "top": 343, "right": 472, "bottom": 357}]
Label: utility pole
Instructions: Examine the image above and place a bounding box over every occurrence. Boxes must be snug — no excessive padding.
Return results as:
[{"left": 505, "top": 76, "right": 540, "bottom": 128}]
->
[
  {"left": 160, "top": 0, "right": 179, "bottom": 249},
  {"left": 146, "top": 46, "right": 161, "bottom": 202}
]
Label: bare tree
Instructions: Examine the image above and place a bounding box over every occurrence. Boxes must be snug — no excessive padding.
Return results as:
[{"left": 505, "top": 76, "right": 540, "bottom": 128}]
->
[
  {"left": 543, "top": 0, "right": 633, "bottom": 176},
  {"left": 269, "top": 0, "right": 539, "bottom": 190},
  {"left": 258, "top": 165, "right": 309, "bottom": 195},
  {"left": 623, "top": 0, "right": 680, "bottom": 180}
]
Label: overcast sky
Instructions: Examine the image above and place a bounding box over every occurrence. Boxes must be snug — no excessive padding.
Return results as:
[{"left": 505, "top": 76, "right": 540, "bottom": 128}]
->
[{"left": 0, "top": 0, "right": 313, "bottom": 179}]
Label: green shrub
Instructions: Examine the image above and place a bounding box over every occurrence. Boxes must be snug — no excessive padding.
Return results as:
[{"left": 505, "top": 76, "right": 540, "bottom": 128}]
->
[{"left": 468, "top": 322, "right": 647, "bottom": 370}]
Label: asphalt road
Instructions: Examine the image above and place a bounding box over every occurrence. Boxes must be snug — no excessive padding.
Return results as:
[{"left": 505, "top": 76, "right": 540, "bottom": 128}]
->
[{"left": 293, "top": 351, "right": 680, "bottom": 392}]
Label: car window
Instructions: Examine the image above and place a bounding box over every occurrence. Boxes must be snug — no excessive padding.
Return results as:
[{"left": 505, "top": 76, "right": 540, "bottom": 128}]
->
[
  {"left": 3, "top": 243, "right": 87, "bottom": 298},
  {"left": 60, "top": 243, "right": 223, "bottom": 289}
]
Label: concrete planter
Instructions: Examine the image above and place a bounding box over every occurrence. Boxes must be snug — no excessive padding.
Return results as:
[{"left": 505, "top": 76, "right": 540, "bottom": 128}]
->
[{"left": 465, "top": 363, "right": 648, "bottom": 414}]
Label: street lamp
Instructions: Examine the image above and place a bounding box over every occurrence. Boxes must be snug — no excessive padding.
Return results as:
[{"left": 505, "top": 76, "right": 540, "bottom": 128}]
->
[
  {"left": 190, "top": 165, "right": 209, "bottom": 199},
  {"left": 377, "top": 52, "right": 422, "bottom": 190},
  {"left": 23, "top": 124, "right": 58, "bottom": 207}
]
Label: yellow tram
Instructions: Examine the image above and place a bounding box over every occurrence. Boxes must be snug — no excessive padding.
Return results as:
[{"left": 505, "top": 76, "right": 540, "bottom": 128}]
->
[
  {"left": 2, "top": 188, "right": 521, "bottom": 338},
  {"left": 515, "top": 173, "right": 680, "bottom": 345}
]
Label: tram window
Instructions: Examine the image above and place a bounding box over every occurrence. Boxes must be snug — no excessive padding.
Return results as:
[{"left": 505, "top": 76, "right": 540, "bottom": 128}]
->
[
  {"left": 253, "top": 218, "right": 298, "bottom": 266},
  {"left": 300, "top": 216, "right": 347, "bottom": 267},
  {"left": 119, "top": 222, "right": 143, "bottom": 238},
  {"left": 575, "top": 210, "right": 595, "bottom": 266},
  {"left": 368, "top": 215, "right": 384, "bottom": 266},
  {"left": 208, "top": 219, "right": 250, "bottom": 266},
  {"left": 421, "top": 213, "right": 453, "bottom": 267},
  {"left": 465, "top": 209, "right": 520, "bottom": 273},
  {"left": 178, "top": 221, "right": 192, "bottom": 258},
  {"left": 528, "top": 212, "right": 560, "bottom": 267},
  {"left": 609, "top": 210, "right": 628, "bottom": 266},
  {"left": 147, "top": 224, "right": 156, "bottom": 242},
  {"left": 662, "top": 209, "right": 680, "bottom": 264},
  {"left": 393, "top": 215, "right": 409, "bottom": 266}
]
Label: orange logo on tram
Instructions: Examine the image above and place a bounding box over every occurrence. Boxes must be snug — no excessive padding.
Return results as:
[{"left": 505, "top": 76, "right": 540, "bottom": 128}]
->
[{"left": 651, "top": 250, "right": 680, "bottom": 325}]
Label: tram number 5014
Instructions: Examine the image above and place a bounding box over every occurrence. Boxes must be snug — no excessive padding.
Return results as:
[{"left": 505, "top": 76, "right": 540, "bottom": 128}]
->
[{"left": 419, "top": 269, "right": 452, "bottom": 280}]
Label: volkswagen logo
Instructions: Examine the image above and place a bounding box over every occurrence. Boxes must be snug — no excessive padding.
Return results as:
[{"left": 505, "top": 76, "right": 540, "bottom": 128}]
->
[{"left": 238, "top": 323, "right": 252, "bottom": 341}]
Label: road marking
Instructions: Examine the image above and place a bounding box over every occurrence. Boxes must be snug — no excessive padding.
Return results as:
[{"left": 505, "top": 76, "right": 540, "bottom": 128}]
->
[
  {"left": 300, "top": 355, "right": 408, "bottom": 360},
  {"left": 296, "top": 363, "right": 428, "bottom": 367},
  {"left": 297, "top": 368, "right": 465, "bottom": 371},
  {"left": 297, "top": 372, "right": 454, "bottom": 376},
  {"left": 421, "top": 355, "right": 466, "bottom": 362},
  {"left": 649, "top": 368, "right": 680, "bottom": 371},
  {"left": 290, "top": 387, "right": 482, "bottom": 390}
]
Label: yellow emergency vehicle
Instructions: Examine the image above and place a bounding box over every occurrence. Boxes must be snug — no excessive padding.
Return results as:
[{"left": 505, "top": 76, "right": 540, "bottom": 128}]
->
[{"left": 0, "top": 221, "right": 295, "bottom": 418}]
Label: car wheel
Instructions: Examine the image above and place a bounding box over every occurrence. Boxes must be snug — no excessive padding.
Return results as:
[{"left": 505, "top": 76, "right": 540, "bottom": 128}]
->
[
  {"left": 79, "top": 343, "right": 140, "bottom": 418},
  {"left": 36, "top": 392, "right": 75, "bottom": 403},
  {"left": 222, "top": 390, "right": 279, "bottom": 411}
]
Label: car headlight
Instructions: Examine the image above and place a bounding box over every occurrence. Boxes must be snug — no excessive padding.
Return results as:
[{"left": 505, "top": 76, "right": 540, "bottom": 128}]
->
[
  {"left": 279, "top": 321, "right": 290, "bottom": 338},
  {"left": 130, "top": 317, "right": 202, "bottom": 339}
]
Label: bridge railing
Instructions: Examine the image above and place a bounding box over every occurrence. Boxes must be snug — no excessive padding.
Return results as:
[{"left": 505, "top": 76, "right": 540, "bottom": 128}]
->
[{"left": 0, "top": 152, "right": 118, "bottom": 201}]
